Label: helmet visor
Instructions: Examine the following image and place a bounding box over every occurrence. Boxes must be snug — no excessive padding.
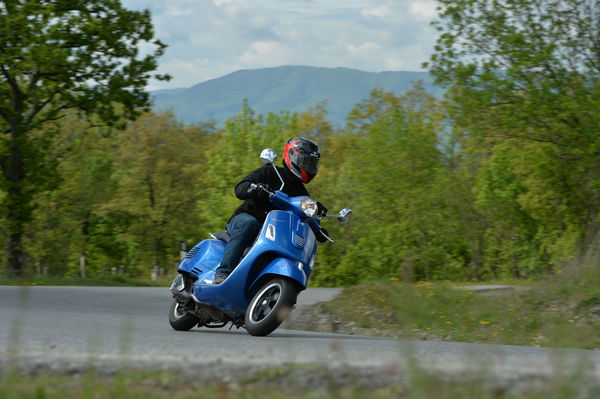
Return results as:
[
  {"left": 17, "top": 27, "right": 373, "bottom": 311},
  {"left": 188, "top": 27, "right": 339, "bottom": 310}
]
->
[{"left": 296, "top": 154, "right": 320, "bottom": 174}]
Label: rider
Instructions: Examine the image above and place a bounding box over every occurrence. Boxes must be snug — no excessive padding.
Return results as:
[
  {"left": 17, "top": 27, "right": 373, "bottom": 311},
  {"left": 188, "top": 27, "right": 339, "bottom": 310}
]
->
[{"left": 213, "top": 137, "right": 327, "bottom": 284}]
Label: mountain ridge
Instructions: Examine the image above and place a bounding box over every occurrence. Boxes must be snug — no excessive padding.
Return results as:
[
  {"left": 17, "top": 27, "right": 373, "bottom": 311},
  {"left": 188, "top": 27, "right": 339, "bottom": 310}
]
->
[{"left": 151, "top": 65, "right": 440, "bottom": 126}]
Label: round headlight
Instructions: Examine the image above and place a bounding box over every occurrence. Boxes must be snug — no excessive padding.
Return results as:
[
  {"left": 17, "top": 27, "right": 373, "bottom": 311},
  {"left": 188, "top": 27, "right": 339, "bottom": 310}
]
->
[{"left": 300, "top": 196, "right": 318, "bottom": 217}]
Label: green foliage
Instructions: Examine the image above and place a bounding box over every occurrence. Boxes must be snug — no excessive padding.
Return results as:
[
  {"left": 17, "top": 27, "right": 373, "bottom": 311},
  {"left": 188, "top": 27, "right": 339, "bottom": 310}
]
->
[
  {"left": 101, "top": 111, "right": 208, "bottom": 274},
  {"left": 0, "top": 0, "right": 167, "bottom": 276},
  {"left": 197, "top": 102, "right": 297, "bottom": 232},
  {"left": 427, "top": 0, "right": 600, "bottom": 274},
  {"left": 11, "top": 77, "right": 595, "bottom": 284},
  {"left": 5, "top": 0, "right": 600, "bottom": 283},
  {"left": 20, "top": 111, "right": 210, "bottom": 277},
  {"left": 314, "top": 85, "right": 453, "bottom": 284},
  {"left": 25, "top": 114, "right": 120, "bottom": 277},
  {"left": 196, "top": 101, "right": 336, "bottom": 235}
]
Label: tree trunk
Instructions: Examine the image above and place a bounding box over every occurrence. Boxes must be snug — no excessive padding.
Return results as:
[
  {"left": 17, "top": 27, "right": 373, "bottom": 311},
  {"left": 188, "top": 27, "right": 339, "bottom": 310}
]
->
[
  {"left": 153, "top": 234, "right": 162, "bottom": 271},
  {"left": 2, "top": 129, "right": 28, "bottom": 278},
  {"left": 6, "top": 227, "right": 24, "bottom": 278},
  {"left": 5, "top": 183, "right": 26, "bottom": 277}
]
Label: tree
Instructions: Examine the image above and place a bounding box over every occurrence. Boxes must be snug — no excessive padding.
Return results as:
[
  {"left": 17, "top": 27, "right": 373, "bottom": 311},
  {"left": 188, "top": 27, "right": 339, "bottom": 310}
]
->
[
  {"left": 103, "top": 112, "right": 208, "bottom": 275},
  {"left": 427, "top": 0, "right": 600, "bottom": 264},
  {"left": 427, "top": 0, "right": 600, "bottom": 137},
  {"left": 25, "top": 114, "right": 121, "bottom": 277},
  {"left": 0, "top": 0, "right": 168, "bottom": 276},
  {"left": 317, "top": 85, "right": 448, "bottom": 284},
  {"left": 197, "top": 102, "right": 297, "bottom": 233}
]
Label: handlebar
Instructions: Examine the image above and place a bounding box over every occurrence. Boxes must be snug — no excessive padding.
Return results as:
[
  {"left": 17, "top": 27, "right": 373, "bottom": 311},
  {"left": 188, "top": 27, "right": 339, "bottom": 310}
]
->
[
  {"left": 249, "top": 184, "right": 347, "bottom": 244},
  {"left": 249, "top": 183, "right": 274, "bottom": 197}
]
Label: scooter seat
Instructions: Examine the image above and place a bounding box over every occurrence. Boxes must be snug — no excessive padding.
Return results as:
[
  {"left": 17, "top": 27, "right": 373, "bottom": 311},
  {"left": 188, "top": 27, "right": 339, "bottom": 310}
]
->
[{"left": 213, "top": 230, "right": 231, "bottom": 243}]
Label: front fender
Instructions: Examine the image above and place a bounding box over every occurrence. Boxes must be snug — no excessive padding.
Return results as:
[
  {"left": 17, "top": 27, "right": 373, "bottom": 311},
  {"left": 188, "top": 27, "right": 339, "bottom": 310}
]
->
[{"left": 250, "top": 257, "right": 307, "bottom": 293}]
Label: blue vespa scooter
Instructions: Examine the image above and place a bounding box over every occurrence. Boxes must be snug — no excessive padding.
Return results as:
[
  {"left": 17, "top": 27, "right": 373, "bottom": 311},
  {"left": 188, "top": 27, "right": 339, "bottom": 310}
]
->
[{"left": 168, "top": 149, "right": 351, "bottom": 336}]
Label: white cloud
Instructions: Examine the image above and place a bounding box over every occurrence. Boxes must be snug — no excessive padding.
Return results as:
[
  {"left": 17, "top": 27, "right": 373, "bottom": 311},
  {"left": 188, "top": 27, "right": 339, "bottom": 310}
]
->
[
  {"left": 342, "top": 41, "right": 382, "bottom": 57},
  {"left": 409, "top": 0, "right": 438, "bottom": 21},
  {"left": 122, "top": 0, "right": 439, "bottom": 89},
  {"left": 382, "top": 44, "right": 429, "bottom": 70},
  {"left": 213, "top": 0, "right": 236, "bottom": 5},
  {"left": 361, "top": 6, "right": 390, "bottom": 19},
  {"left": 240, "top": 41, "right": 294, "bottom": 65},
  {"left": 165, "top": 3, "right": 188, "bottom": 17}
]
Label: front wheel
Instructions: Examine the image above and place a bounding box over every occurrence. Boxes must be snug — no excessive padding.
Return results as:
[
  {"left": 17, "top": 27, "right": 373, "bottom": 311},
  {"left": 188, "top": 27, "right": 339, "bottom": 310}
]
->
[
  {"left": 245, "top": 278, "right": 297, "bottom": 336},
  {"left": 168, "top": 300, "right": 200, "bottom": 331}
]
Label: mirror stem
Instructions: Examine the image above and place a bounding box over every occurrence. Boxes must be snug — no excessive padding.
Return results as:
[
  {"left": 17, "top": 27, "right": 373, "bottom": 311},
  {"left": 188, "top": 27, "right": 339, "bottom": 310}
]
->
[{"left": 272, "top": 163, "right": 285, "bottom": 191}]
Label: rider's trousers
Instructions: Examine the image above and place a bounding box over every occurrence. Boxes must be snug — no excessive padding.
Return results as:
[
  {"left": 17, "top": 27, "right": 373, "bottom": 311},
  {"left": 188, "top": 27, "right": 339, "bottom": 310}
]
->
[{"left": 215, "top": 213, "right": 261, "bottom": 275}]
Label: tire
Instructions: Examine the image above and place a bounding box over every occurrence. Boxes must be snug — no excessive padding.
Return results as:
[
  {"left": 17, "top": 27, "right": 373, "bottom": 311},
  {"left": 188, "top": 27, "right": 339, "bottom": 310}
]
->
[
  {"left": 168, "top": 300, "right": 200, "bottom": 331},
  {"left": 245, "top": 278, "right": 297, "bottom": 336}
]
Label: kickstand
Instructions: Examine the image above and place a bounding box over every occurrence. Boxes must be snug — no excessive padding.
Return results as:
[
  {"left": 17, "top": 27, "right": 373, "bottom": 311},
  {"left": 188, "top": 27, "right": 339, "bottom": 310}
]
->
[{"left": 228, "top": 322, "right": 234, "bottom": 330}]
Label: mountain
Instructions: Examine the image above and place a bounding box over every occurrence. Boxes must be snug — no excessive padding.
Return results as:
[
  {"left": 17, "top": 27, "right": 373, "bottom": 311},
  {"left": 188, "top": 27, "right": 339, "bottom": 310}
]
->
[
  {"left": 150, "top": 87, "right": 187, "bottom": 103},
  {"left": 151, "top": 65, "right": 441, "bottom": 127}
]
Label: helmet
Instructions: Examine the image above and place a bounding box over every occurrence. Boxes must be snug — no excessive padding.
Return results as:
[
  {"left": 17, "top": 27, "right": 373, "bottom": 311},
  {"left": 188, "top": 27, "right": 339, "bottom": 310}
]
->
[{"left": 282, "top": 137, "right": 320, "bottom": 183}]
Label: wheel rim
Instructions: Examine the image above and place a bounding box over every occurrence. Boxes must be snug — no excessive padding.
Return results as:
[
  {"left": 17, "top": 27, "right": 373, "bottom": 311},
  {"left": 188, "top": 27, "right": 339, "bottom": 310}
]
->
[
  {"left": 173, "top": 302, "right": 186, "bottom": 319},
  {"left": 249, "top": 282, "right": 282, "bottom": 324}
]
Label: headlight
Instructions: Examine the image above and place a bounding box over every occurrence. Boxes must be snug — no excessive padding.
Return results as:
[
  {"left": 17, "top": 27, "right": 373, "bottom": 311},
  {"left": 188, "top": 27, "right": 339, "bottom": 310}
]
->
[
  {"left": 300, "top": 196, "right": 318, "bottom": 217},
  {"left": 170, "top": 274, "right": 185, "bottom": 292}
]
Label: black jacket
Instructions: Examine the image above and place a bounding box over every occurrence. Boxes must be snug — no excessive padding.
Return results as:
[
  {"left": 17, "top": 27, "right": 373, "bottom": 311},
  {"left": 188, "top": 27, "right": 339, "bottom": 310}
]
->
[{"left": 231, "top": 164, "right": 309, "bottom": 223}]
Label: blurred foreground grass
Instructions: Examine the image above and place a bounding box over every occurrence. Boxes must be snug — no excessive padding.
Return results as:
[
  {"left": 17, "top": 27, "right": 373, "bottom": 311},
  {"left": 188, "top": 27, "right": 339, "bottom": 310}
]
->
[
  {"left": 0, "top": 370, "right": 588, "bottom": 399},
  {"left": 323, "top": 267, "right": 600, "bottom": 349}
]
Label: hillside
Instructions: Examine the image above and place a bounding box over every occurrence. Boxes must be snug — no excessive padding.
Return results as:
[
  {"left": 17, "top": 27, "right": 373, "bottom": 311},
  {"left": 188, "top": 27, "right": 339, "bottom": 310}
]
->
[{"left": 151, "top": 65, "right": 440, "bottom": 126}]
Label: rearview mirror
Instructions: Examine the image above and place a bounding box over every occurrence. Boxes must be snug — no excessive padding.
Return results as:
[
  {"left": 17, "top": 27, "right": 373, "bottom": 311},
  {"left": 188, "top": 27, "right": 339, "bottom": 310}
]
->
[
  {"left": 261, "top": 148, "right": 285, "bottom": 190},
  {"left": 338, "top": 208, "right": 352, "bottom": 224},
  {"left": 260, "top": 149, "right": 277, "bottom": 164}
]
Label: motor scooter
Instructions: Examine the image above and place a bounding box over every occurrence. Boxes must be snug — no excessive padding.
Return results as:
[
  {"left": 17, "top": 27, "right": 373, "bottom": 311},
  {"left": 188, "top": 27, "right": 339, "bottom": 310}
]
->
[{"left": 168, "top": 148, "right": 351, "bottom": 336}]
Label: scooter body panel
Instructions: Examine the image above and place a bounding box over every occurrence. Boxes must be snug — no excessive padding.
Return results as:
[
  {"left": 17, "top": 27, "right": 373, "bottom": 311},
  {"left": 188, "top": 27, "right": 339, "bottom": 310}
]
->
[
  {"left": 177, "top": 239, "right": 225, "bottom": 282},
  {"left": 176, "top": 205, "right": 318, "bottom": 317}
]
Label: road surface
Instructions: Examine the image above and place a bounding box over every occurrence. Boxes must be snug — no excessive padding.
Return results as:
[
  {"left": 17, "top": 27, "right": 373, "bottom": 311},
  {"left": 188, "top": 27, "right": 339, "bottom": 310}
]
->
[{"left": 1, "top": 286, "right": 600, "bottom": 394}]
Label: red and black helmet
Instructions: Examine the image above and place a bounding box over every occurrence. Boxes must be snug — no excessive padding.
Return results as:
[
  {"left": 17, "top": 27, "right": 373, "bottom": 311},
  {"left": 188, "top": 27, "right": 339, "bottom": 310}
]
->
[{"left": 282, "top": 137, "right": 320, "bottom": 183}]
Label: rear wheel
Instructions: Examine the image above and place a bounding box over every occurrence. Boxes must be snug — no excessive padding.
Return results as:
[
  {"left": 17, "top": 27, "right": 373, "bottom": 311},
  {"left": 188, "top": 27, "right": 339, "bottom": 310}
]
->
[
  {"left": 245, "top": 278, "right": 297, "bottom": 336},
  {"left": 168, "top": 300, "right": 199, "bottom": 331}
]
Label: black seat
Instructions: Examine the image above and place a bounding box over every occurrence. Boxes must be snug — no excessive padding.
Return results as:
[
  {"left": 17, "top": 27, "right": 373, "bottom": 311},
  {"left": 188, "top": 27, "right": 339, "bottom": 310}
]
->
[{"left": 214, "top": 230, "right": 231, "bottom": 243}]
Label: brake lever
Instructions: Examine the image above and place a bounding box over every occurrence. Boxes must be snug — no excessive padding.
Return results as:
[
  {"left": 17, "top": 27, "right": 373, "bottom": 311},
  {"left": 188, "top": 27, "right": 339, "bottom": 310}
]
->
[
  {"left": 249, "top": 183, "right": 274, "bottom": 197},
  {"left": 320, "top": 230, "right": 334, "bottom": 243}
]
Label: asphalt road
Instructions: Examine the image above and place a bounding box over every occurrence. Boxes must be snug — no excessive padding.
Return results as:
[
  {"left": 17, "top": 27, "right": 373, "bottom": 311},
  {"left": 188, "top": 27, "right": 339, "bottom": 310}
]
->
[{"left": 2, "top": 286, "right": 600, "bottom": 393}]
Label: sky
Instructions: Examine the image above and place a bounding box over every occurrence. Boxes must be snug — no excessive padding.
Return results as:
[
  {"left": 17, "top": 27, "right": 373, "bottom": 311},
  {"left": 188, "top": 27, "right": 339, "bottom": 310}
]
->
[{"left": 121, "top": 0, "right": 440, "bottom": 90}]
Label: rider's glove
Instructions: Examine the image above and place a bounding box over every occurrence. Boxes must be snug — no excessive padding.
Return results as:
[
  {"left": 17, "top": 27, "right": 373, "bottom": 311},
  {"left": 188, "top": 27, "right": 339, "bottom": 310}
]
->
[
  {"left": 316, "top": 227, "right": 330, "bottom": 243},
  {"left": 316, "top": 201, "right": 328, "bottom": 217},
  {"left": 247, "top": 183, "right": 272, "bottom": 200}
]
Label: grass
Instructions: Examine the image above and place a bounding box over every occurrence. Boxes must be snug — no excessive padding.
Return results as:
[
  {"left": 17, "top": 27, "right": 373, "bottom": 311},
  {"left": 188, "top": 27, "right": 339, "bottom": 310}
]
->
[
  {"left": 0, "top": 369, "right": 593, "bottom": 399},
  {"left": 321, "top": 267, "right": 600, "bottom": 349},
  {"left": 0, "top": 372, "right": 254, "bottom": 399}
]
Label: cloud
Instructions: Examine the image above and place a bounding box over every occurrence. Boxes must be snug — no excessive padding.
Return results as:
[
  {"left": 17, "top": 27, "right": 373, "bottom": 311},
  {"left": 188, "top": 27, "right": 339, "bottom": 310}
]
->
[
  {"left": 239, "top": 41, "right": 294, "bottom": 65},
  {"left": 361, "top": 5, "right": 390, "bottom": 19},
  {"left": 341, "top": 41, "right": 382, "bottom": 57},
  {"left": 409, "top": 0, "right": 438, "bottom": 21},
  {"left": 122, "top": 0, "right": 439, "bottom": 89},
  {"left": 213, "top": 0, "right": 237, "bottom": 5}
]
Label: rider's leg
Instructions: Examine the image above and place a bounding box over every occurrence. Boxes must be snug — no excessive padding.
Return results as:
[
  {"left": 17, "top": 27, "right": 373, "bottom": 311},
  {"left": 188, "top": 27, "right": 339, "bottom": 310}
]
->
[{"left": 214, "top": 213, "right": 261, "bottom": 283}]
